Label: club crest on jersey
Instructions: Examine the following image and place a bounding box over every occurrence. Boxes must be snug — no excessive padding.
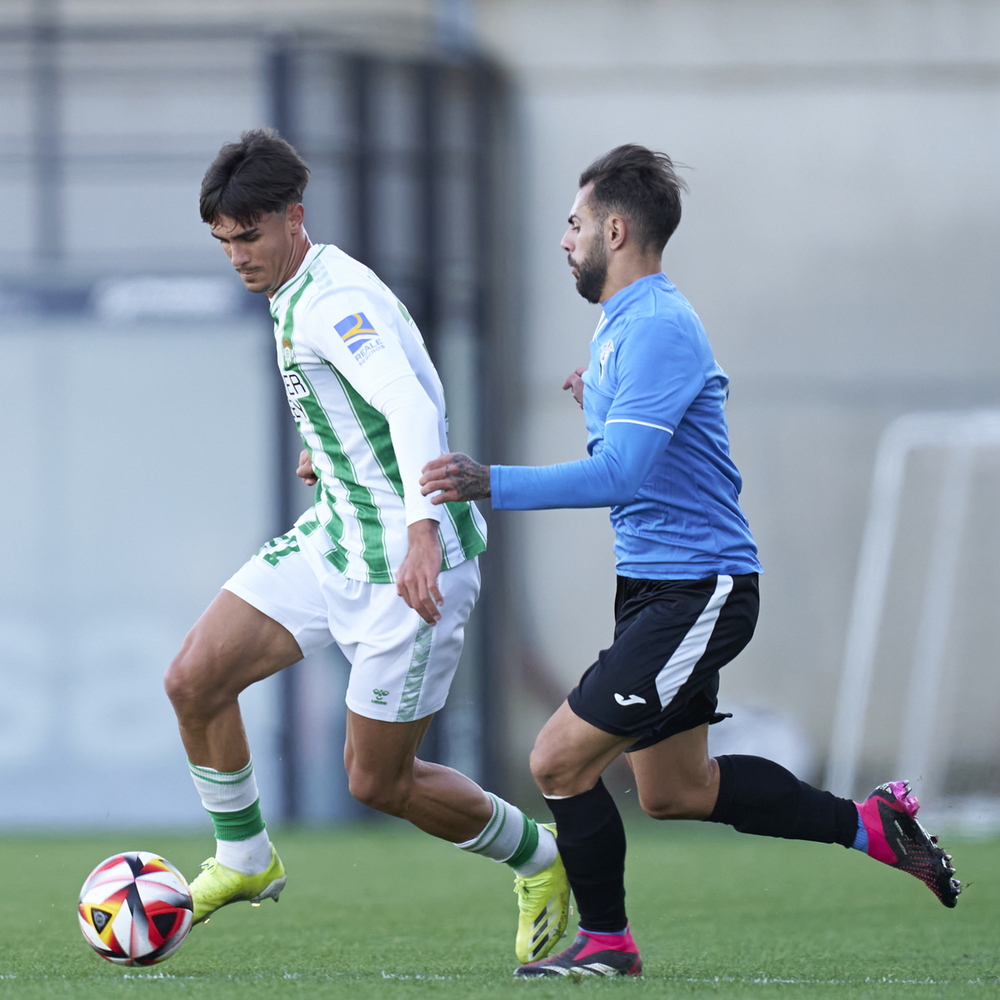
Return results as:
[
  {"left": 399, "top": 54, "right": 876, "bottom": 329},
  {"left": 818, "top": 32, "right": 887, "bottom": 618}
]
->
[
  {"left": 335, "top": 311, "right": 385, "bottom": 365},
  {"left": 281, "top": 335, "right": 294, "bottom": 369},
  {"left": 599, "top": 339, "right": 615, "bottom": 383}
]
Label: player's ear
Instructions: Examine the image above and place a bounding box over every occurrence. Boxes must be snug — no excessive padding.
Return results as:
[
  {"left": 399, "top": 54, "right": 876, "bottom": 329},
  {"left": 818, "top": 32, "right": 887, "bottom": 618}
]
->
[
  {"left": 606, "top": 213, "right": 627, "bottom": 251},
  {"left": 287, "top": 202, "right": 305, "bottom": 233}
]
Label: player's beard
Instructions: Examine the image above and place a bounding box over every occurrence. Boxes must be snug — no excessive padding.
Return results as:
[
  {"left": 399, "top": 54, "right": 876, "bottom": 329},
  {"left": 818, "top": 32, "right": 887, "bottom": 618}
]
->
[{"left": 572, "top": 238, "right": 608, "bottom": 304}]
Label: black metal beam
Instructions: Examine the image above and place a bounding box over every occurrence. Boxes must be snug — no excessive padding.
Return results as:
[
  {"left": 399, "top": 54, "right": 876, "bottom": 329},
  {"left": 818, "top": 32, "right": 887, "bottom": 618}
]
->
[
  {"left": 346, "top": 55, "right": 374, "bottom": 270},
  {"left": 269, "top": 39, "right": 302, "bottom": 824},
  {"left": 471, "top": 62, "right": 504, "bottom": 795},
  {"left": 412, "top": 61, "right": 446, "bottom": 766},
  {"left": 414, "top": 61, "right": 441, "bottom": 361},
  {"left": 32, "top": 0, "right": 61, "bottom": 264}
]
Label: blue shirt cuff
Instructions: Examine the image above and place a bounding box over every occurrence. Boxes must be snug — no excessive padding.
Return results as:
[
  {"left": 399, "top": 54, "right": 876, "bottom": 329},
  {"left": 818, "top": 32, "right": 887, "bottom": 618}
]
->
[{"left": 489, "top": 465, "right": 503, "bottom": 508}]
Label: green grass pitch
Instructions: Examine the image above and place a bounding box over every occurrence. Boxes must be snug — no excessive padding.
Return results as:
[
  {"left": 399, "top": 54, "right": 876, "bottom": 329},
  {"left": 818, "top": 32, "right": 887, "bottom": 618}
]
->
[{"left": 0, "top": 820, "right": 996, "bottom": 998}]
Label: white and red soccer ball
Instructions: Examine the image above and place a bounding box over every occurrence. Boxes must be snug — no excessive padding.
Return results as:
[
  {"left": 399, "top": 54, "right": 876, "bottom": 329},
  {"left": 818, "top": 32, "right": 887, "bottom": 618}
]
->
[{"left": 78, "top": 852, "right": 193, "bottom": 966}]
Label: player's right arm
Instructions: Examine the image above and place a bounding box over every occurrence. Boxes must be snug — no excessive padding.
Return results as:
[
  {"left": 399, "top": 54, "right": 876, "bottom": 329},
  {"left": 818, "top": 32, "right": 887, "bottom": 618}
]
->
[
  {"left": 296, "top": 448, "right": 317, "bottom": 486},
  {"left": 422, "top": 317, "right": 706, "bottom": 510},
  {"left": 296, "top": 287, "right": 446, "bottom": 623},
  {"left": 420, "top": 421, "right": 666, "bottom": 508}
]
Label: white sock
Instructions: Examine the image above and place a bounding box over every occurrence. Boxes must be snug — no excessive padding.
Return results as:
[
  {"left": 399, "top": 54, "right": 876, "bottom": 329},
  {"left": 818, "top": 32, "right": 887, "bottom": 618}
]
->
[
  {"left": 188, "top": 759, "right": 259, "bottom": 811},
  {"left": 215, "top": 829, "right": 273, "bottom": 876},
  {"left": 456, "top": 794, "right": 558, "bottom": 876},
  {"left": 188, "top": 758, "right": 272, "bottom": 875},
  {"left": 514, "top": 824, "right": 558, "bottom": 877}
]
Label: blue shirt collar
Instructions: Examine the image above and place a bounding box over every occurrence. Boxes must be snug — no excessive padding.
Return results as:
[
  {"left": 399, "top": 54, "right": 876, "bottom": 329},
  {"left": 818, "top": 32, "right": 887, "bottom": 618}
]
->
[{"left": 600, "top": 271, "right": 670, "bottom": 325}]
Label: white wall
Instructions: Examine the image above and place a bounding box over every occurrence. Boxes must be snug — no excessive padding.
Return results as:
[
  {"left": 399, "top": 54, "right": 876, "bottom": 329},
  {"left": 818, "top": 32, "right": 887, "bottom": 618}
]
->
[{"left": 0, "top": 320, "right": 281, "bottom": 827}]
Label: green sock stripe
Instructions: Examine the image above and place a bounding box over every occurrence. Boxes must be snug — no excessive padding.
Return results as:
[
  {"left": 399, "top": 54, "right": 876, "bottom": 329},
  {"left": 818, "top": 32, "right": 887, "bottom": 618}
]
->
[
  {"left": 188, "top": 760, "right": 254, "bottom": 784},
  {"left": 207, "top": 798, "right": 266, "bottom": 841},
  {"left": 506, "top": 816, "right": 539, "bottom": 869},
  {"left": 466, "top": 794, "right": 500, "bottom": 852},
  {"left": 476, "top": 797, "right": 510, "bottom": 853}
]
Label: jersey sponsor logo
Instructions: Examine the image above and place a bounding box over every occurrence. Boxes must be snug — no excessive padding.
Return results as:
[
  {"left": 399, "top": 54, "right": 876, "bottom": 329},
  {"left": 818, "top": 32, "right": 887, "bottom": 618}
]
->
[
  {"left": 599, "top": 339, "right": 615, "bottom": 383},
  {"left": 282, "top": 370, "right": 310, "bottom": 422},
  {"left": 282, "top": 370, "right": 310, "bottom": 398},
  {"left": 335, "top": 311, "right": 385, "bottom": 365},
  {"left": 614, "top": 692, "right": 646, "bottom": 707}
]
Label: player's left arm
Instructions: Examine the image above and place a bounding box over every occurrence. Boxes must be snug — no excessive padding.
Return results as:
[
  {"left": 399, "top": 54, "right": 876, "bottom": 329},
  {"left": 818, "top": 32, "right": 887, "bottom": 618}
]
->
[{"left": 562, "top": 365, "right": 587, "bottom": 408}]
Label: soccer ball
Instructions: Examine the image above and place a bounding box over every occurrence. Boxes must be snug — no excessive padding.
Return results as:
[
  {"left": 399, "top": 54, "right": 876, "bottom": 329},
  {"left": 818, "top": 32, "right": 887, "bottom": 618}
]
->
[{"left": 78, "top": 852, "right": 193, "bottom": 966}]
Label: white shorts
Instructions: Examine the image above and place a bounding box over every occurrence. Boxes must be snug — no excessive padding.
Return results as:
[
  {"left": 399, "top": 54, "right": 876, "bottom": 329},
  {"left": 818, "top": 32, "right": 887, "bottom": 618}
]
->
[{"left": 222, "top": 527, "right": 480, "bottom": 723}]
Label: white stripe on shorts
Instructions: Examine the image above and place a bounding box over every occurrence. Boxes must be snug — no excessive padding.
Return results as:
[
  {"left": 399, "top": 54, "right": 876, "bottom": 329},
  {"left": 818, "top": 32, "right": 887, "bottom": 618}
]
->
[{"left": 654, "top": 575, "right": 734, "bottom": 710}]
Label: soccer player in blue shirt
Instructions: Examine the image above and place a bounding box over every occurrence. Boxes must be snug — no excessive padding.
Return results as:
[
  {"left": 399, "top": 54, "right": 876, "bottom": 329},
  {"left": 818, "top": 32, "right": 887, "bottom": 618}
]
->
[{"left": 421, "top": 145, "right": 960, "bottom": 977}]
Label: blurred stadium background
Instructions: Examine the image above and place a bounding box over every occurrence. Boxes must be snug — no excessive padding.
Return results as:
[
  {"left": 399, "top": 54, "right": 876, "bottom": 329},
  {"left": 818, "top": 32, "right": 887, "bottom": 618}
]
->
[{"left": 1, "top": 0, "right": 999, "bottom": 832}]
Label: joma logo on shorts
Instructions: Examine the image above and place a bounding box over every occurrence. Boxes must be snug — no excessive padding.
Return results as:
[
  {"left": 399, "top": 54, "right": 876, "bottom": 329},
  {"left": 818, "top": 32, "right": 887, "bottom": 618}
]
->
[
  {"left": 614, "top": 693, "right": 646, "bottom": 707},
  {"left": 372, "top": 688, "right": 389, "bottom": 705}
]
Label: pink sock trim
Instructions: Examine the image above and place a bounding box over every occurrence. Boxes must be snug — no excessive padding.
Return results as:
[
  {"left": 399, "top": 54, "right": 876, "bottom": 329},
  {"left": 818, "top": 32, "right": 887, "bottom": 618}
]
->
[{"left": 573, "top": 927, "right": 638, "bottom": 959}]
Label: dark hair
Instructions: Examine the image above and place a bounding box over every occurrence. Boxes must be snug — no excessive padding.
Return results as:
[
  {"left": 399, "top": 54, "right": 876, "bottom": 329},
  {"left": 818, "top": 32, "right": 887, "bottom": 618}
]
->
[
  {"left": 200, "top": 128, "right": 310, "bottom": 227},
  {"left": 579, "top": 144, "right": 687, "bottom": 254}
]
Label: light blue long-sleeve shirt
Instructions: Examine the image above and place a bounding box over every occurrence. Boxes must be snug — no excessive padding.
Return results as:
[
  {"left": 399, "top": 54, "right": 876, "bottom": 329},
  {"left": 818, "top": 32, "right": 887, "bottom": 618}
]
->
[{"left": 490, "top": 272, "right": 761, "bottom": 580}]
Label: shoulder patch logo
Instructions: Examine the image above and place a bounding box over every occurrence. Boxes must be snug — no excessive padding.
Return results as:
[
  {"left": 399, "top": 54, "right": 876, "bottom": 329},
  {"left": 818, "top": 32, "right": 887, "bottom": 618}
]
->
[
  {"left": 599, "top": 339, "right": 615, "bottom": 383},
  {"left": 335, "top": 311, "right": 385, "bottom": 365}
]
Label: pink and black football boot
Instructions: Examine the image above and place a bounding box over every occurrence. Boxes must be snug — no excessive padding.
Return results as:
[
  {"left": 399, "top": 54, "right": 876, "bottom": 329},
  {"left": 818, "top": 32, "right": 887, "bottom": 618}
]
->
[
  {"left": 856, "top": 781, "right": 961, "bottom": 907},
  {"left": 514, "top": 928, "right": 642, "bottom": 978}
]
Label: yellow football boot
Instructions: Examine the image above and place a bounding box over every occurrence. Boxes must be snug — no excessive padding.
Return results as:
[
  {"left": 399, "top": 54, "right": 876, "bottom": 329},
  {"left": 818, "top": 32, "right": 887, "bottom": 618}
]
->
[
  {"left": 513, "top": 825, "right": 570, "bottom": 963},
  {"left": 190, "top": 844, "right": 286, "bottom": 924}
]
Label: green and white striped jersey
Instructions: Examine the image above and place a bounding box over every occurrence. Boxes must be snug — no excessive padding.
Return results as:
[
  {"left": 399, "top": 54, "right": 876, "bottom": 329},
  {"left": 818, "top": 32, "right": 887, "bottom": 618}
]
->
[{"left": 269, "top": 243, "right": 487, "bottom": 584}]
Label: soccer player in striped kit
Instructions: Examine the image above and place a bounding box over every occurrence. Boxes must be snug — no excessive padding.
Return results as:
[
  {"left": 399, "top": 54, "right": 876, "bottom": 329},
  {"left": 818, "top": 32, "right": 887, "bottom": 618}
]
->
[
  {"left": 421, "top": 144, "right": 961, "bottom": 978},
  {"left": 164, "top": 129, "right": 570, "bottom": 964}
]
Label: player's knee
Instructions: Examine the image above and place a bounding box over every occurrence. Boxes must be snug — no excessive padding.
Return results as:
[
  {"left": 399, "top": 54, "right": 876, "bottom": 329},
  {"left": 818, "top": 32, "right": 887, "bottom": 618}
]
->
[
  {"left": 347, "top": 769, "right": 411, "bottom": 815},
  {"left": 163, "top": 653, "right": 194, "bottom": 709},
  {"left": 163, "top": 645, "right": 228, "bottom": 719},
  {"left": 638, "top": 791, "right": 693, "bottom": 820},
  {"left": 529, "top": 744, "right": 582, "bottom": 797},
  {"left": 638, "top": 773, "right": 717, "bottom": 821},
  {"left": 528, "top": 745, "right": 557, "bottom": 791}
]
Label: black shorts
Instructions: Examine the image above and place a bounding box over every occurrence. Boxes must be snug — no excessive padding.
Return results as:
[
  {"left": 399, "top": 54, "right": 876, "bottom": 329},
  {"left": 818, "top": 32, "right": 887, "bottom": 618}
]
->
[{"left": 567, "top": 573, "right": 759, "bottom": 751}]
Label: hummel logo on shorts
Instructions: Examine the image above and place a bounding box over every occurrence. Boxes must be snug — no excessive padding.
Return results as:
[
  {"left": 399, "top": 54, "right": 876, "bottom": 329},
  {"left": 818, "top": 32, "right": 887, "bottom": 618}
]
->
[{"left": 614, "top": 693, "right": 646, "bottom": 707}]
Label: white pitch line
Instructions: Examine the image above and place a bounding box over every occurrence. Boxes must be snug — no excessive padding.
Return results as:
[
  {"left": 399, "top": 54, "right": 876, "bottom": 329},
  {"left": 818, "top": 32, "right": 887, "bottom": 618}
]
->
[{"left": 659, "top": 975, "right": 994, "bottom": 986}]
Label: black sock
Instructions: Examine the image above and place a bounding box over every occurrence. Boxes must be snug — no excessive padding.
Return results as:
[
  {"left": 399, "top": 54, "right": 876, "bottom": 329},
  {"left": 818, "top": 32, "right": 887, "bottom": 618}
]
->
[
  {"left": 708, "top": 754, "right": 858, "bottom": 847},
  {"left": 545, "top": 778, "right": 628, "bottom": 933}
]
